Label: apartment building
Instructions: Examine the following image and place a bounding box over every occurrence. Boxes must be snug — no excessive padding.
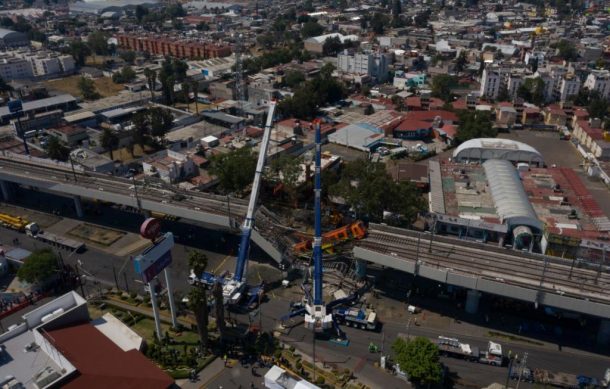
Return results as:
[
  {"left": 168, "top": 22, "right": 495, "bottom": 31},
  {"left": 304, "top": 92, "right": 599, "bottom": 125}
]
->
[
  {"left": 337, "top": 51, "right": 391, "bottom": 83},
  {"left": 0, "top": 56, "right": 32, "bottom": 80},
  {"left": 480, "top": 67, "right": 502, "bottom": 100},
  {"left": 556, "top": 74, "right": 581, "bottom": 102},
  {"left": 584, "top": 70, "right": 610, "bottom": 99},
  {"left": 117, "top": 34, "right": 232, "bottom": 60},
  {"left": 0, "top": 50, "right": 75, "bottom": 81}
]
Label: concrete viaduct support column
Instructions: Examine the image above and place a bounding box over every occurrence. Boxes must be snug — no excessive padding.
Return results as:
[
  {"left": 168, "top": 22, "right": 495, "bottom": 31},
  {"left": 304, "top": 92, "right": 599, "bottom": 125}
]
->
[
  {"left": 465, "top": 290, "right": 481, "bottom": 314},
  {"left": 0, "top": 180, "right": 13, "bottom": 201},
  {"left": 597, "top": 319, "right": 610, "bottom": 346},
  {"left": 73, "top": 196, "right": 84, "bottom": 218}
]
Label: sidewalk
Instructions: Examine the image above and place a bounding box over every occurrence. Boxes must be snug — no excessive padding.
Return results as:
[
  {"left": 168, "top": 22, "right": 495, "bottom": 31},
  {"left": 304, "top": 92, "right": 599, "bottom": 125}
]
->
[{"left": 176, "top": 358, "right": 225, "bottom": 389}]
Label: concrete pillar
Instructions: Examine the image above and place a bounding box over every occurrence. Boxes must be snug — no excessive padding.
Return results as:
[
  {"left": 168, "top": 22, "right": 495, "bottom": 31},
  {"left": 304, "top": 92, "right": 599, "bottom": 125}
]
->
[
  {"left": 73, "top": 195, "right": 84, "bottom": 218},
  {"left": 164, "top": 268, "right": 178, "bottom": 329},
  {"left": 0, "top": 180, "right": 12, "bottom": 201},
  {"left": 149, "top": 281, "right": 163, "bottom": 341},
  {"left": 465, "top": 290, "right": 481, "bottom": 314},
  {"left": 597, "top": 319, "right": 610, "bottom": 346}
]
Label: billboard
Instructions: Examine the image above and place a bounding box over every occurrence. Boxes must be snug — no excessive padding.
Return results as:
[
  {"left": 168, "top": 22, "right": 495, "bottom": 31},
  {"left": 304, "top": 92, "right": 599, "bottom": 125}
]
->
[{"left": 134, "top": 232, "right": 174, "bottom": 283}]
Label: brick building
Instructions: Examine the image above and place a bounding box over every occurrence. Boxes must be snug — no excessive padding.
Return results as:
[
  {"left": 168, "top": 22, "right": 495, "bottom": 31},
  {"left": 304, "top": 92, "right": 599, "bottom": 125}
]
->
[{"left": 117, "top": 34, "right": 232, "bottom": 60}]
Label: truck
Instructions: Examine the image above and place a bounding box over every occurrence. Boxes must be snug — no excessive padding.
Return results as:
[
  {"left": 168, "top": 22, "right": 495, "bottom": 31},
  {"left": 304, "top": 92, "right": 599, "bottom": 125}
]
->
[
  {"left": 332, "top": 307, "right": 378, "bottom": 331},
  {"left": 437, "top": 337, "right": 504, "bottom": 366},
  {"left": 0, "top": 213, "right": 29, "bottom": 232},
  {"left": 437, "top": 336, "right": 480, "bottom": 361},
  {"left": 509, "top": 365, "right": 599, "bottom": 389},
  {"left": 477, "top": 341, "right": 504, "bottom": 366},
  {"left": 25, "top": 223, "right": 85, "bottom": 252}
]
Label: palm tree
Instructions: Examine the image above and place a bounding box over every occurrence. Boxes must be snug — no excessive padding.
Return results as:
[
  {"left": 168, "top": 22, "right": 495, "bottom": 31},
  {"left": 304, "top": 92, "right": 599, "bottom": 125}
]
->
[
  {"left": 188, "top": 250, "right": 209, "bottom": 351},
  {"left": 213, "top": 281, "right": 226, "bottom": 340},
  {"left": 144, "top": 68, "right": 157, "bottom": 101},
  {"left": 191, "top": 80, "right": 199, "bottom": 115},
  {"left": 100, "top": 127, "right": 119, "bottom": 160}
]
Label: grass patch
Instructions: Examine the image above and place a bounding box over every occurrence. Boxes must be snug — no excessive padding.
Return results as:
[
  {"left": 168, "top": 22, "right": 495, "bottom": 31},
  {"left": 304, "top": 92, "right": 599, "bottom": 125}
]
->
[
  {"left": 68, "top": 223, "right": 125, "bottom": 246},
  {"left": 44, "top": 75, "right": 124, "bottom": 99},
  {"left": 131, "top": 318, "right": 171, "bottom": 342},
  {"left": 488, "top": 331, "right": 545, "bottom": 346}
]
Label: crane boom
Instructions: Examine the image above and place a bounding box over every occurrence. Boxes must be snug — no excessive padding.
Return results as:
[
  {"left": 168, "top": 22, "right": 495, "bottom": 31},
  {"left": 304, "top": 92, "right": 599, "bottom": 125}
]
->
[{"left": 234, "top": 101, "right": 276, "bottom": 282}]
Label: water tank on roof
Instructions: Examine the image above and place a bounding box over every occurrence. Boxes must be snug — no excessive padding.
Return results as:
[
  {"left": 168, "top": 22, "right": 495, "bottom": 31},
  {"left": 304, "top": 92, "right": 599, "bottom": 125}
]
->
[{"left": 513, "top": 225, "right": 533, "bottom": 250}]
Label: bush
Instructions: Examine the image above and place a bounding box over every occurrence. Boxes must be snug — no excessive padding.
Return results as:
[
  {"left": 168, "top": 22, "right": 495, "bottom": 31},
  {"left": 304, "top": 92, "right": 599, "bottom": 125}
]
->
[
  {"left": 315, "top": 376, "right": 325, "bottom": 385},
  {"left": 295, "top": 360, "right": 302, "bottom": 370},
  {"left": 289, "top": 346, "right": 296, "bottom": 353},
  {"left": 130, "top": 291, "right": 137, "bottom": 299}
]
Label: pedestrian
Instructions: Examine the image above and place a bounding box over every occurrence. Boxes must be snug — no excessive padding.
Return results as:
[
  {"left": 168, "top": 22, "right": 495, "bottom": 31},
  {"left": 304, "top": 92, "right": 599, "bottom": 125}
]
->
[{"left": 223, "top": 354, "right": 228, "bottom": 367}]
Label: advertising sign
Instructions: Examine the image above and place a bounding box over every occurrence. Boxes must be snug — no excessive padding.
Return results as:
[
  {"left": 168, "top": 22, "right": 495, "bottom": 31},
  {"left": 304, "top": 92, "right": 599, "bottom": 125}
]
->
[{"left": 134, "top": 232, "right": 174, "bottom": 283}]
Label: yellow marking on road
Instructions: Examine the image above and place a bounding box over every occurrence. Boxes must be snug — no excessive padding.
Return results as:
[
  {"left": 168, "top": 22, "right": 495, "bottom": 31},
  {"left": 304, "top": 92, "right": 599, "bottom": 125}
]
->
[{"left": 213, "top": 254, "right": 231, "bottom": 273}]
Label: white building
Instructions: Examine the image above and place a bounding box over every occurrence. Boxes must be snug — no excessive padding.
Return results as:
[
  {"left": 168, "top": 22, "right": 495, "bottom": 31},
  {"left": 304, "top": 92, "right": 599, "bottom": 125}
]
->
[
  {"left": 480, "top": 67, "right": 502, "bottom": 100},
  {"left": 264, "top": 365, "right": 321, "bottom": 389},
  {"left": 557, "top": 74, "right": 581, "bottom": 102},
  {"left": 0, "top": 56, "right": 33, "bottom": 80},
  {"left": 584, "top": 70, "right": 610, "bottom": 99},
  {"left": 524, "top": 51, "right": 546, "bottom": 68},
  {"left": 337, "top": 51, "right": 391, "bottom": 83},
  {"left": 142, "top": 149, "right": 197, "bottom": 183},
  {"left": 507, "top": 73, "right": 524, "bottom": 100}
]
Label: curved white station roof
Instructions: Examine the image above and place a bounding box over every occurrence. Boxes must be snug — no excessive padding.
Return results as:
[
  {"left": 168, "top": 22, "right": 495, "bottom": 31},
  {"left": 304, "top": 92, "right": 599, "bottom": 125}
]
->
[
  {"left": 483, "top": 159, "right": 542, "bottom": 231},
  {"left": 453, "top": 138, "right": 544, "bottom": 165}
]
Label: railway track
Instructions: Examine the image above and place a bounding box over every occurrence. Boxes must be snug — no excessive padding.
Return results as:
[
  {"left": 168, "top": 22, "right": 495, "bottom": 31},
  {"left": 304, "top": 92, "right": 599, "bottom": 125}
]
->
[{"left": 358, "top": 227, "right": 610, "bottom": 305}]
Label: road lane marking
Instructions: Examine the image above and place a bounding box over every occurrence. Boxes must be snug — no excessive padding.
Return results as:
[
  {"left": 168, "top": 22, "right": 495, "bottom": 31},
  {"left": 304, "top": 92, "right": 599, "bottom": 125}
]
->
[{"left": 213, "top": 254, "right": 231, "bottom": 273}]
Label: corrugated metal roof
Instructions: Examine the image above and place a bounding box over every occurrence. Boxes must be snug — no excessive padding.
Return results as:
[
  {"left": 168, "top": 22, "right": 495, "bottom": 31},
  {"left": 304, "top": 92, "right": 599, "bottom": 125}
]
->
[
  {"left": 428, "top": 160, "right": 445, "bottom": 214},
  {"left": 483, "top": 159, "right": 542, "bottom": 231},
  {"left": 0, "top": 94, "right": 76, "bottom": 119}
]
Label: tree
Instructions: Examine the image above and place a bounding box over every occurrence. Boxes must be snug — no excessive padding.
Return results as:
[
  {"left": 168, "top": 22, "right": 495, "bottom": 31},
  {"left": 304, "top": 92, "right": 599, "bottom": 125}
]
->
[
  {"left": 149, "top": 107, "right": 174, "bottom": 139},
  {"left": 284, "top": 70, "right": 305, "bottom": 88},
  {"left": 323, "top": 36, "right": 343, "bottom": 56},
  {"left": 0, "top": 76, "right": 12, "bottom": 95},
  {"left": 364, "top": 104, "right": 375, "bottom": 115},
  {"left": 209, "top": 147, "right": 257, "bottom": 193},
  {"left": 455, "top": 50, "right": 468, "bottom": 73},
  {"left": 456, "top": 110, "right": 497, "bottom": 144},
  {"left": 131, "top": 110, "right": 150, "bottom": 149},
  {"left": 301, "top": 21, "right": 324, "bottom": 38},
  {"left": 554, "top": 39, "right": 578, "bottom": 61},
  {"left": 87, "top": 31, "right": 109, "bottom": 56},
  {"left": 70, "top": 41, "right": 91, "bottom": 67},
  {"left": 267, "top": 154, "right": 303, "bottom": 206},
  {"left": 191, "top": 80, "right": 200, "bottom": 114},
  {"left": 588, "top": 94, "right": 609, "bottom": 119},
  {"left": 17, "top": 249, "right": 59, "bottom": 284},
  {"left": 392, "top": 337, "right": 442, "bottom": 387},
  {"left": 119, "top": 50, "right": 136, "bottom": 64},
  {"left": 112, "top": 65, "right": 136, "bottom": 84},
  {"left": 517, "top": 77, "right": 545, "bottom": 105},
  {"left": 392, "top": 0, "right": 402, "bottom": 16},
  {"left": 329, "top": 159, "right": 424, "bottom": 225},
  {"left": 180, "top": 82, "right": 190, "bottom": 104},
  {"left": 391, "top": 95, "right": 406, "bottom": 111},
  {"left": 144, "top": 68, "right": 157, "bottom": 101},
  {"left": 188, "top": 250, "right": 209, "bottom": 350},
  {"left": 45, "top": 136, "right": 70, "bottom": 161},
  {"left": 78, "top": 76, "right": 100, "bottom": 100},
  {"left": 370, "top": 13, "right": 389, "bottom": 34},
  {"left": 430, "top": 74, "right": 458, "bottom": 102},
  {"left": 135, "top": 5, "right": 148, "bottom": 22},
  {"left": 213, "top": 281, "right": 225, "bottom": 340},
  {"left": 100, "top": 127, "right": 119, "bottom": 160}
]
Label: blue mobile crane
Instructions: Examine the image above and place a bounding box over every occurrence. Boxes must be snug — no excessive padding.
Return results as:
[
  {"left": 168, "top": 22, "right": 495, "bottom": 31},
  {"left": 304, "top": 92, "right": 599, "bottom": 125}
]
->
[{"left": 189, "top": 101, "right": 277, "bottom": 308}]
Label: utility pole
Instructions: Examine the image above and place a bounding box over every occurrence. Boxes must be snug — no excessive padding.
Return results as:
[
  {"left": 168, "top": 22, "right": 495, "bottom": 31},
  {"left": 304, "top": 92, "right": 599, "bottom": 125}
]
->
[
  {"left": 504, "top": 351, "right": 516, "bottom": 389},
  {"left": 69, "top": 155, "right": 78, "bottom": 182},
  {"left": 112, "top": 265, "right": 119, "bottom": 290},
  {"left": 515, "top": 352, "right": 528, "bottom": 389}
]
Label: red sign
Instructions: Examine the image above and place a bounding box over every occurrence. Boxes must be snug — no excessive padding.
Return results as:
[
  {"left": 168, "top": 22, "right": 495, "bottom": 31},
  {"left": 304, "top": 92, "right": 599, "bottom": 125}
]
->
[{"left": 140, "top": 218, "right": 162, "bottom": 240}]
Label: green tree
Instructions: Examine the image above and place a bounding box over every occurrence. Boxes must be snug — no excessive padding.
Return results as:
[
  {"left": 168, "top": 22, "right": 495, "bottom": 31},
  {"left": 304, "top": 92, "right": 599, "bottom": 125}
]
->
[
  {"left": 213, "top": 281, "right": 225, "bottom": 340},
  {"left": 100, "top": 127, "right": 119, "bottom": 160},
  {"left": 392, "top": 337, "right": 442, "bottom": 387},
  {"left": 149, "top": 107, "right": 174, "bottom": 139},
  {"left": 17, "top": 249, "right": 59, "bottom": 284},
  {"left": 131, "top": 110, "right": 150, "bottom": 149},
  {"left": 45, "top": 136, "right": 70, "bottom": 161},
  {"left": 301, "top": 21, "right": 324, "bottom": 38},
  {"left": 135, "top": 5, "right": 148, "bottom": 22},
  {"left": 70, "top": 41, "right": 91, "bottom": 67},
  {"left": 588, "top": 94, "right": 609, "bottom": 119},
  {"left": 191, "top": 80, "right": 200, "bottom": 114},
  {"left": 553, "top": 39, "right": 578, "bottom": 61},
  {"left": 517, "top": 77, "right": 545, "bottom": 105},
  {"left": 188, "top": 250, "right": 209, "bottom": 350},
  {"left": 284, "top": 70, "right": 305, "bottom": 88},
  {"left": 78, "top": 76, "right": 100, "bottom": 100},
  {"left": 0, "top": 76, "right": 12, "bottom": 95},
  {"left": 87, "top": 31, "right": 109, "bottom": 56},
  {"left": 209, "top": 147, "right": 257, "bottom": 193},
  {"left": 455, "top": 50, "right": 468, "bottom": 73},
  {"left": 144, "top": 68, "right": 157, "bottom": 101},
  {"left": 322, "top": 36, "right": 343, "bottom": 56},
  {"left": 268, "top": 154, "right": 303, "bottom": 206},
  {"left": 112, "top": 65, "right": 136, "bottom": 84},
  {"left": 430, "top": 74, "right": 458, "bottom": 102},
  {"left": 119, "top": 50, "right": 136, "bottom": 64},
  {"left": 456, "top": 110, "right": 497, "bottom": 144},
  {"left": 329, "top": 159, "right": 424, "bottom": 225},
  {"left": 370, "top": 13, "right": 389, "bottom": 34}
]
